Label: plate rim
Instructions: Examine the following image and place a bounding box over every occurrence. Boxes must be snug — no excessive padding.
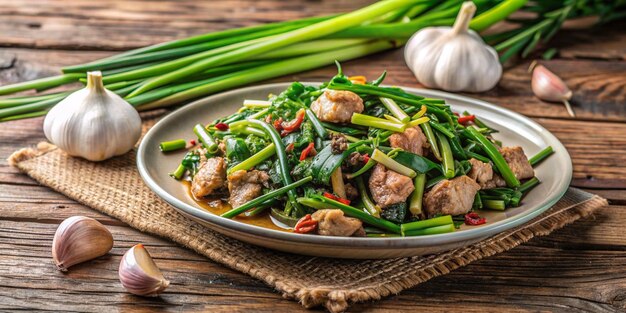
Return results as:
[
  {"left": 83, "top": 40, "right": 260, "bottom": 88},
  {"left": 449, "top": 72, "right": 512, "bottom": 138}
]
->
[{"left": 136, "top": 82, "right": 572, "bottom": 249}]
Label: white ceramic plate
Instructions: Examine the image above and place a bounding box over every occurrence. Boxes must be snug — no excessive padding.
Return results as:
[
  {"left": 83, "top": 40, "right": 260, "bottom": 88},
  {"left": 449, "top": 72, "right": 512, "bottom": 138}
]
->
[{"left": 137, "top": 83, "right": 572, "bottom": 259}]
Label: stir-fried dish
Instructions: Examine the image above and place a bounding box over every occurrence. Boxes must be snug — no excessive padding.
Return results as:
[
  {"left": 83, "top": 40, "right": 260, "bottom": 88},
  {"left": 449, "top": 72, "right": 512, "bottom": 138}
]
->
[{"left": 163, "top": 63, "right": 554, "bottom": 237}]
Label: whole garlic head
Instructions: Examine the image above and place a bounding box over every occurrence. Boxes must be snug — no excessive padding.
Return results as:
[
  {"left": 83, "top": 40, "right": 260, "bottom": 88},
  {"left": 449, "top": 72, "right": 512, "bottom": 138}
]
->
[
  {"left": 404, "top": 1, "right": 502, "bottom": 92},
  {"left": 43, "top": 71, "right": 142, "bottom": 161}
]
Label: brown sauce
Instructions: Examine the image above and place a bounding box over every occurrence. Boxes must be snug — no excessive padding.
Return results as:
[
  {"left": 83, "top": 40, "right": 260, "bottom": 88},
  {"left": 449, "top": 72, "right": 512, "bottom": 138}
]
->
[{"left": 183, "top": 181, "right": 289, "bottom": 232}]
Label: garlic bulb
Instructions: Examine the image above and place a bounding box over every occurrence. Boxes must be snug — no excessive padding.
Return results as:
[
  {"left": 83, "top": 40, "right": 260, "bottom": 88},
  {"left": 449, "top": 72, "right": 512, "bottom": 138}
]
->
[
  {"left": 530, "top": 62, "right": 575, "bottom": 117},
  {"left": 404, "top": 1, "right": 502, "bottom": 92},
  {"left": 43, "top": 71, "right": 141, "bottom": 161},
  {"left": 119, "top": 244, "right": 170, "bottom": 296},
  {"left": 52, "top": 216, "right": 114, "bottom": 271}
]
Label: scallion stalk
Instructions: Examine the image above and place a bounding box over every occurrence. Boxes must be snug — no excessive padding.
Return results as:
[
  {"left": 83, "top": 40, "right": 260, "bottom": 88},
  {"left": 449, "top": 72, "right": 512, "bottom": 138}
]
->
[
  {"left": 351, "top": 113, "right": 406, "bottom": 132},
  {"left": 193, "top": 124, "right": 219, "bottom": 154},
  {"left": 420, "top": 122, "right": 442, "bottom": 161},
  {"left": 403, "top": 224, "right": 455, "bottom": 236},
  {"left": 529, "top": 146, "right": 553, "bottom": 166},
  {"left": 221, "top": 176, "right": 312, "bottom": 218},
  {"left": 436, "top": 132, "right": 455, "bottom": 178},
  {"left": 408, "top": 173, "right": 426, "bottom": 216},
  {"left": 371, "top": 149, "right": 416, "bottom": 178},
  {"left": 400, "top": 215, "right": 453, "bottom": 234},
  {"left": 227, "top": 143, "right": 276, "bottom": 175},
  {"left": 465, "top": 126, "right": 520, "bottom": 187},
  {"left": 356, "top": 176, "right": 381, "bottom": 218},
  {"left": 380, "top": 97, "right": 410, "bottom": 123},
  {"left": 159, "top": 139, "right": 187, "bottom": 152}
]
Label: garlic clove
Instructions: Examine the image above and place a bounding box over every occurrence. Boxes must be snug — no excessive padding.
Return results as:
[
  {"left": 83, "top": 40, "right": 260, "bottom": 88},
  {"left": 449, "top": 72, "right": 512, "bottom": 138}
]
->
[
  {"left": 531, "top": 64, "right": 575, "bottom": 116},
  {"left": 52, "top": 216, "right": 114, "bottom": 271},
  {"left": 119, "top": 244, "right": 170, "bottom": 297}
]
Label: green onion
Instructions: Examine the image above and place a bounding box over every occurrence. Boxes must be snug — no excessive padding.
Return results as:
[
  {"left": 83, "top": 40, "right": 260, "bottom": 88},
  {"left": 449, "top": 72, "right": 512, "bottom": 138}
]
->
[
  {"left": 127, "top": 0, "right": 421, "bottom": 97},
  {"left": 465, "top": 126, "right": 520, "bottom": 187},
  {"left": 227, "top": 143, "right": 276, "bottom": 175},
  {"left": 356, "top": 176, "right": 381, "bottom": 218},
  {"left": 436, "top": 132, "right": 455, "bottom": 178},
  {"left": 305, "top": 108, "right": 328, "bottom": 139},
  {"left": 403, "top": 224, "right": 455, "bottom": 236},
  {"left": 380, "top": 97, "right": 410, "bottom": 123},
  {"left": 351, "top": 113, "right": 406, "bottom": 132},
  {"left": 193, "top": 124, "right": 219, "bottom": 154},
  {"left": 346, "top": 159, "right": 377, "bottom": 179},
  {"left": 400, "top": 215, "right": 453, "bottom": 235},
  {"left": 243, "top": 99, "right": 272, "bottom": 108},
  {"left": 169, "top": 164, "right": 186, "bottom": 180},
  {"left": 221, "top": 176, "right": 312, "bottom": 218},
  {"left": 420, "top": 122, "right": 442, "bottom": 161},
  {"left": 519, "top": 177, "right": 541, "bottom": 193},
  {"left": 159, "top": 139, "right": 187, "bottom": 152},
  {"left": 407, "top": 116, "right": 429, "bottom": 128},
  {"left": 429, "top": 121, "right": 455, "bottom": 138},
  {"left": 371, "top": 149, "right": 416, "bottom": 178},
  {"left": 0, "top": 73, "right": 84, "bottom": 96},
  {"left": 529, "top": 146, "right": 553, "bottom": 166},
  {"left": 408, "top": 173, "right": 426, "bottom": 216},
  {"left": 246, "top": 119, "right": 303, "bottom": 213},
  {"left": 298, "top": 196, "right": 401, "bottom": 234},
  {"left": 483, "top": 199, "right": 506, "bottom": 210}
]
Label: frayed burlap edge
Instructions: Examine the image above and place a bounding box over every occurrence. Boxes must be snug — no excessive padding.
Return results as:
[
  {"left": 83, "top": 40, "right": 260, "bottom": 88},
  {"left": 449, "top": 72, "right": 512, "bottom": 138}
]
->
[
  {"left": 8, "top": 142, "right": 607, "bottom": 313},
  {"left": 292, "top": 196, "right": 606, "bottom": 312}
]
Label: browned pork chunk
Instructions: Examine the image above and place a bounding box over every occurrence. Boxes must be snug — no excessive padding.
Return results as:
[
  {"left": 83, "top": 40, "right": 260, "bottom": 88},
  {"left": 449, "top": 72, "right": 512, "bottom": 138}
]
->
[
  {"left": 227, "top": 170, "right": 270, "bottom": 208},
  {"left": 500, "top": 146, "right": 534, "bottom": 180},
  {"left": 310, "top": 90, "right": 364, "bottom": 123},
  {"left": 468, "top": 158, "right": 493, "bottom": 187},
  {"left": 389, "top": 126, "right": 429, "bottom": 156},
  {"left": 311, "top": 209, "right": 365, "bottom": 237},
  {"left": 481, "top": 174, "right": 507, "bottom": 189},
  {"left": 368, "top": 164, "right": 415, "bottom": 208},
  {"left": 191, "top": 157, "right": 227, "bottom": 198},
  {"left": 424, "top": 175, "right": 480, "bottom": 217}
]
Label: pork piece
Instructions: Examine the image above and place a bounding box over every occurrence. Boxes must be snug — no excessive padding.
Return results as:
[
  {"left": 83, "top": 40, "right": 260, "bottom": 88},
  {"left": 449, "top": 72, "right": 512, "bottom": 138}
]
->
[
  {"left": 368, "top": 164, "right": 415, "bottom": 208},
  {"left": 310, "top": 90, "right": 364, "bottom": 123},
  {"left": 311, "top": 209, "right": 365, "bottom": 237},
  {"left": 500, "top": 146, "right": 534, "bottom": 180},
  {"left": 468, "top": 158, "right": 493, "bottom": 187},
  {"left": 227, "top": 170, "right": 270, "bottom": 208},
  {"left": 191, "top": 157, "right": 227, "bottom": 198},
  {"left": 424, "top": 175, "right": 480, "bottom": 217},
  {"left": 389, "top": 126, "right": 429, "bottom": 156},
  {"left": 481, "top": 174, "right": 507, "bottom": 189}
]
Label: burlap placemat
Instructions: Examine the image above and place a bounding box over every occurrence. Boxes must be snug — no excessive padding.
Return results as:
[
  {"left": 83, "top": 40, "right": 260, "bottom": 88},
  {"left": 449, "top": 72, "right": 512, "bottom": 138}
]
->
[{"left": 8, "top": 128, "right": 607, "bottom": 312}]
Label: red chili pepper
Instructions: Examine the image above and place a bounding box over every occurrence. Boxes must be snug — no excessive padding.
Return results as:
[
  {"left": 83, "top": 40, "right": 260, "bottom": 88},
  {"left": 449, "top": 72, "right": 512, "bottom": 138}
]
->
[
  {"left": 281, "top": 109, "right": 306, "bottom": 132},
  {"left": 464, "top": 212, "right": 486, "bottom": 226},
  {"left": 215, "top": 122, "right": 229, "bottom": 131},
  {"left": 294, "top": 214, "right": 318, "bottom": 234},
  {"left": 457, "top": 115, "right": 475, "bottom": 125},
  {"left": 273, "top": 117, "right": 284, "bottom": 131},
  {"left": 362, "top": 153, "right": 370, "bottom": 163},
  {"left": 285, "top": 143, "right": 295, "bottom": 153},
  {"left": 453, "top": 112, "right": 460, "bottom": 117},
  {"left": 323, "top": 192, "right": 351, "bottom": 205},
  {"left": 189, "top": 139, "right": 197, "bottom": 146},
  {"left": 299, "top": 142, "right": 317, "bottom": 161}
]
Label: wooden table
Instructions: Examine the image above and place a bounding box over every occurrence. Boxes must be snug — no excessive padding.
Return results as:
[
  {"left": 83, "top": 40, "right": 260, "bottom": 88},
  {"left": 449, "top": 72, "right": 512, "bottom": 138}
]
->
[{"left": 1, "top": 1, "right": 625, "bottom": 311}]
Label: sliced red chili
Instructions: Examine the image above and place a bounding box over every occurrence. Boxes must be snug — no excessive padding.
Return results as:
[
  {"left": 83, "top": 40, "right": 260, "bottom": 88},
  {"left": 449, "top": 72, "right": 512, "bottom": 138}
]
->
[
  {"left": 294, "top": 214, "right": 317, "bottom": 234},
  {"left": 189, "top": 139, "right": 197, "bottom": 146},
  {"left": 362, "top": 153, "right": 370, "bottom": 164},
  {"left": 323, "top": 192, "right": 351, "bottom": 205},
  {"left": 281, "top": 109, "right": 306, "bottom": 132},
  {"left": 285, "top": 143, "right": 295, "bottom": 153},
  {"left": 273, "top": 117, "right": 284, "bottom": 131},
  {"left": 464, "top": 212, "right": 486, "bottom": 226},
  {"left": 215, "top": 122, "right": 229, "bottom": 131},
  {"left": 299, "top": 142, "right": 317, "bottom": 161},
  {"left": 457, "top": 115, "right": 475, "bottom": 125}
]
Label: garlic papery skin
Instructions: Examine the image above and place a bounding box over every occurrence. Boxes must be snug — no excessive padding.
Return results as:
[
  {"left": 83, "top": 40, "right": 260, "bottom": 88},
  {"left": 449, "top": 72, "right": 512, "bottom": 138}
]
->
[
  {"left": 404, "top": 1, "right": 502, "bottom": 92},
  {"left": 52, "top": 216, "right": 114, "bottom": 271},
  {"left": 119, "top": 244, "right": 170, "bottom": 297},
  {"left": 43, "top": 71, "right": 142, "bottom": 161},
  {"left": 531, "top": 63, "right": 575, "bottom": 117}
]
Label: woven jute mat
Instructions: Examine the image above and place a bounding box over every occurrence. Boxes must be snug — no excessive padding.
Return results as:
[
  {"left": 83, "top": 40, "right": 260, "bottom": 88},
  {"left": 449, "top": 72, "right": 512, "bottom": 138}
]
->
[{"left": 8, "top": 121, "right": 607, "bottom": 312}]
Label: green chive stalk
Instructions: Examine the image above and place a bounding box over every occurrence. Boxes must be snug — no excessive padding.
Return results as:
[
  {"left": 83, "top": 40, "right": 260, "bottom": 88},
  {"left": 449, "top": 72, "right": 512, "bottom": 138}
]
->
[
  {"left": 465, "top": 126, "right": 520, "bottom": 187},
  {"left": 159, "top": 139, "right": 187, "bottom": 152},
  {"left": 227, "top": 143, "right": 276, "bottom": 174},
  {"left": 400, "top": 215, "right": 453, "bottom": 234},
  {"left": 529, "top": 146, "right": 553, "bottom": 166},
  {"left": 221, "top": 176, "right": 312, "bottom": 218},
  {"left": 351, "top": 113, "right": 406, "bottom": 132},
  {"left": 409, "top": 173, "right": 426, "bottom": 216},
  {"left": 403, "top": 224, "right": 455, "bottom": 236},
  {"left": 436, "top": 132, "right": 455, "bottom": 178},
  {"left": 193, "top": 124, "right": 219, "bottom": 154},
  {"left": 127, "top": 0, "right": 423, "bottom": 97},
  {"left": 371, "top": 149, "right": 416, "bottom": 178}
]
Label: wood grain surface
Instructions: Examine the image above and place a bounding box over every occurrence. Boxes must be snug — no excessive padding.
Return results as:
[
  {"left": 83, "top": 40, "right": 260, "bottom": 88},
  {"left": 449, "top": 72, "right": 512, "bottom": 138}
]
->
[{"left": 0, "top": 1, "right": 625, "bottom": 312}]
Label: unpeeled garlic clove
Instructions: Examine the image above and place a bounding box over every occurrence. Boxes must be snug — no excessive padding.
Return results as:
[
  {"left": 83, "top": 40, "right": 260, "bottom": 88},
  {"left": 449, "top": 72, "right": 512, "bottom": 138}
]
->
[
  {"left": 530, "top": 62, "right": 575, "bottom": 117},
  {"left": 119, "top": 244, "right": 169, "bottom": 296},
  {"left": 52, "top": 216, "right": 114, "bottom": 271}
]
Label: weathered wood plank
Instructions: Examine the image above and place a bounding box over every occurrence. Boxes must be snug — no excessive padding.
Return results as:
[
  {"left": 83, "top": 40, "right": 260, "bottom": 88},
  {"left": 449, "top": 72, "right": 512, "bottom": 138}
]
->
[{"left": 0, "top": 215, "right": 624, "bottom": 312}]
